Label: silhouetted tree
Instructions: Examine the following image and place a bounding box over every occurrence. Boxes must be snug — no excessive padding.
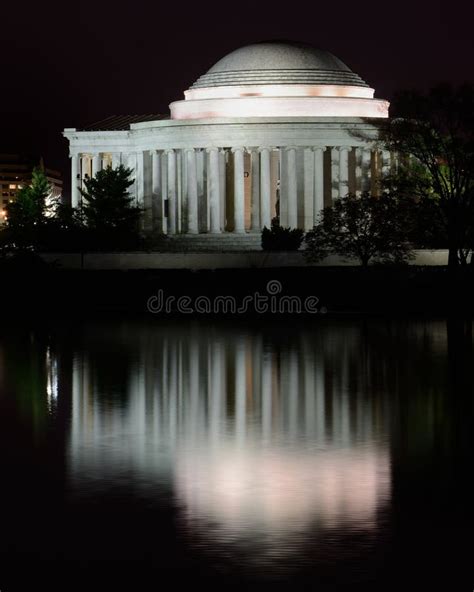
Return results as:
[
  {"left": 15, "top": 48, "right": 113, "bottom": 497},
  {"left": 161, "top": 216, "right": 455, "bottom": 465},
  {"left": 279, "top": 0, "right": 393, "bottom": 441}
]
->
[
  {"left": 2, "top": 167, "right": 55, "bottom": 249},
  {"left": 382, "top": 84, "right": 474, "bottom": 267},
  {"left": 80, "top": 165, "right": 142, "bottom": 250},
  {"left": 304, "top": 193, "right": 415, "bottom": 267}
]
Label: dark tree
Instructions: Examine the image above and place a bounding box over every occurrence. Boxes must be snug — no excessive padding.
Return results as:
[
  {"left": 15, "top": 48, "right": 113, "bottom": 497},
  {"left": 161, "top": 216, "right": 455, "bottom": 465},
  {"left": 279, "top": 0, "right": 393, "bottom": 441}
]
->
[
  {"left": 382, "top": 84, "right": 474, "bottom": 267},
  {"left": 80, "top": 165, "right": 142, "bottom": 250},
  {"left": 304, "top": 193, "right": 415, "bottom": 267},
  {"left": 2, "top": 167, "right": 55, "bottom": 249},
  {"left": 39, "top": 203, "right": 85, "bottom": 252}
]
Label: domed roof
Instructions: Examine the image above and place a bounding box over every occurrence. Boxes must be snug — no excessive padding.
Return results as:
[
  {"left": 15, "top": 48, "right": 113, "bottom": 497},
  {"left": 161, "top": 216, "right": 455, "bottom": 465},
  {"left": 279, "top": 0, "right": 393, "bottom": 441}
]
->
[{"left": 191, "top": 41, "right": 369, "bottom": 89}]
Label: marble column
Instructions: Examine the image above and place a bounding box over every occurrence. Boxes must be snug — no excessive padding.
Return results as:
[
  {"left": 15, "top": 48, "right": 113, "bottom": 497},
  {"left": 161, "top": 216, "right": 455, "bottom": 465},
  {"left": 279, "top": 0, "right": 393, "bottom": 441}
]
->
[
  {"left": 219, "top": 150, "right": 226, "bottom": 231},
  {"left": 176, "top": 151, "right": 183, "bottom": 233},
  {"left": 126, "top": 152, "right": 137, "bottom": 200},
  {"left": 70, "top": 154, "right": 80, "bottom": 208},
  {"left": 102, "top": 154, "right": 110, "bottom": 170},
  {"left": 112, "top": 153, "right": 121, "bottom": 169},
  {"left": 232, "top": 147, "right": 246, "bottom": 233},
  {"left": 151, "top": 150, "right": 163, "bottom": 232},
  {"left": 196, "top": 150, "right": 206, "bottom": 232},
  {"left": 250, "top": 148, "right": 260, "bottom": 231},
  {"left": 279, "top": 148, "right": 288, "bottom": 226},
  {"left": 92, "top": 153, "right": 101, "bottom": 178},
  {"left": 186, "top": 149, "right": 199, "bottom": 234},
  {"left": 136, "top": 151, "right": 145, "bottom": 209},
  {"left": 361, "top": 148, "right": 372, "bottom": 194},
  {"left": 338, "top": 146, "right": 351, "bottom": 197},
  {"left": 287, "top": 147, "right": 298, "bottom": 228},
  {"left": 166, "top": 149, "right": 177, "bottom": 234},
  {"left": 161, "top": 154, "right": 168, "bottom": 234},
  {"left": 381, "top": 149, "right": 391, "bottom": 180},
  {"left": 208, "top": 148, "right": 221, "bottom": 234},
  {"left": 331, "top": 147, "right": 340, "bottom": 200},
  {"left": 81, "top": 154, "right": 90, "bottom": 182},
  {"left": 206, "top": 155, "right": 211, "bottom": 231},
  {"left": 260, "top": 148, "right": 271, "bottom": 229},
  {"left": 314, "top": 146, "right": 325, "bottom": 220},
  {"left": 303, "top": 147, "right": 314, "bottom": 230},
  {"left": 355, "top": 147, "right": 363, "bottom": 197},
  {"left": 138, "top": 151, "right": 152, "bottom": 232}
]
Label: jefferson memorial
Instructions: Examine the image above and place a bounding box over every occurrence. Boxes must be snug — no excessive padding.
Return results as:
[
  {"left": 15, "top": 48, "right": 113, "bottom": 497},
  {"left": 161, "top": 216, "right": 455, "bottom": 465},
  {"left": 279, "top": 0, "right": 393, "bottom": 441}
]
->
[{"left": 64, "top": 41, "right": 390, "bottom": 249}]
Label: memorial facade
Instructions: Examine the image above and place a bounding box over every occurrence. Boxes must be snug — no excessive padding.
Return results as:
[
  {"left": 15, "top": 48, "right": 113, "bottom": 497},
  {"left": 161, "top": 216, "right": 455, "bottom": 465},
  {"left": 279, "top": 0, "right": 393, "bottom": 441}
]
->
[{"left": 64, "top": 42, "right": 391, "bottom": 246}]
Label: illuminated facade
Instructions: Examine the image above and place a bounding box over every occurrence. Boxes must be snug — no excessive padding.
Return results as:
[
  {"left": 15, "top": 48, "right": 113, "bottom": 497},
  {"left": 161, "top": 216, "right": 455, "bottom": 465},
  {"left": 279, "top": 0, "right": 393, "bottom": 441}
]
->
[{"left": 63, "top": 42, "right": 390, "bottom": 248}]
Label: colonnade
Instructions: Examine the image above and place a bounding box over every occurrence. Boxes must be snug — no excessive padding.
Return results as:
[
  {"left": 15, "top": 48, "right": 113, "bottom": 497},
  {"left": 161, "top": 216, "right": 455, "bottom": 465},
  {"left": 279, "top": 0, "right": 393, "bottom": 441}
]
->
[{"left": 71, "top": 146, "right": 395, "bottom": 233}]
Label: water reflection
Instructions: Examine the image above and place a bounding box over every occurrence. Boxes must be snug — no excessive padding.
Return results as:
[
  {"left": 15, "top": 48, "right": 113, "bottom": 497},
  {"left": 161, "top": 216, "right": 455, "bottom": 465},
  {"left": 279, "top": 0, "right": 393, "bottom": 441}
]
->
[
  {"left": 0, "top": 318, "right": 472, "bottom": 586},
  {"left": 69, "top": 324, "right": 392, "bottom": 567},
  {"left": 46, "top": 346, "right": 59, "bottom": 409}
]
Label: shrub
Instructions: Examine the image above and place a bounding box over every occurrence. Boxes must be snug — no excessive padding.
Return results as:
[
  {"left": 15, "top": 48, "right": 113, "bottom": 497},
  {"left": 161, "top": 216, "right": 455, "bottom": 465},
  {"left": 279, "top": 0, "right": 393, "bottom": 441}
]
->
[{"left": 261, "top": 218, "right": 304, "bottom": 251}]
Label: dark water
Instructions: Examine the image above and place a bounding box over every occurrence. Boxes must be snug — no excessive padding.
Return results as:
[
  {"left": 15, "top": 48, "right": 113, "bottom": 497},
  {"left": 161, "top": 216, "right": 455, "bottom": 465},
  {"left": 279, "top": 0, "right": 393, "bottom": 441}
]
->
[{"left": 0, "top": 318, "right": 472, "bottom": 591}]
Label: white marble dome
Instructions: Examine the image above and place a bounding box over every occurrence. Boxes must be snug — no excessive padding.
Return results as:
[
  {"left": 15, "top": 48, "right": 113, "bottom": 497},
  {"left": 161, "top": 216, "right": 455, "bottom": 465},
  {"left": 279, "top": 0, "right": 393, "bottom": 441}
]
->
[
  {"left": 191, "top": 41, "right": 369, "bottom": 89},
  {"left": 170, "top": 41, "right": 389, "bottom": 120}
]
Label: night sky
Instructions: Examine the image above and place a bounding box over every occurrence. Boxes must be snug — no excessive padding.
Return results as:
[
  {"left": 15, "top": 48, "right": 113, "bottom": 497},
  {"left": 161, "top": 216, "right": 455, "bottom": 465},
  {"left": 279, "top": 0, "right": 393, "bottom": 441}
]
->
[{"left": 1, "top": 0, "right": 472, "bottom": 191}]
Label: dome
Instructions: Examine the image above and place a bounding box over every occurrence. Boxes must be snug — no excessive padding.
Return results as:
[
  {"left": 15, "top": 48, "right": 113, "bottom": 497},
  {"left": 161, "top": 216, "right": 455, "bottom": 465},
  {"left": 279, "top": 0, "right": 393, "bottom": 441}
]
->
[
  {"left": 191, "top": 41, "right": 369, "bottom": 89},
  {"left": 170, "top": 41, "right": 389, "bottom": 120}
]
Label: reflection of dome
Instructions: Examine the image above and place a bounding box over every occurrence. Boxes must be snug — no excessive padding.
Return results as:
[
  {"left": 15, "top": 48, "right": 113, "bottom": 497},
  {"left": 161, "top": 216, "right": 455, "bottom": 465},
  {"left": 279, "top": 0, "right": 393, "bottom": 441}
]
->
[
  {"left": 191, "top": 41, "right": 369, "bottom": 89},
  {"left": 175, "top": 444, "right": 390, "bottom": 534}
]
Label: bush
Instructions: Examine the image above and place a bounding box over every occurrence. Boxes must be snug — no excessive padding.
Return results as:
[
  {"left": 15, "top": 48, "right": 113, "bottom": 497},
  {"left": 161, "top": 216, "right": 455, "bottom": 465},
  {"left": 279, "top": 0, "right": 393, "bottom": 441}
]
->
[
  {"left": 261, "top": 218, "right": 304, "bottom": 251},
  {"left": 0, "top": 243, "right": 49, "bottom": 270}
]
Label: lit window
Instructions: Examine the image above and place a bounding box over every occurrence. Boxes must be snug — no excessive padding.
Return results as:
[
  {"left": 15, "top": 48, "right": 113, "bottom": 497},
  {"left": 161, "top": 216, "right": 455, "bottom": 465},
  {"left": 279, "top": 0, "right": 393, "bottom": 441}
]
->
[{"left": 9, "top": 184, "right": 16, "bottom": 189}]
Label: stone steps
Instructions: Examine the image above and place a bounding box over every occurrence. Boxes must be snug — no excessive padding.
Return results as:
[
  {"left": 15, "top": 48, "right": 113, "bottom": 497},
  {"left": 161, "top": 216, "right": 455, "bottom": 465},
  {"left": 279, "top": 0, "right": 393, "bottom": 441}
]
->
[{"left": 150, "top": 233, "right": 263, "bottom": 252}]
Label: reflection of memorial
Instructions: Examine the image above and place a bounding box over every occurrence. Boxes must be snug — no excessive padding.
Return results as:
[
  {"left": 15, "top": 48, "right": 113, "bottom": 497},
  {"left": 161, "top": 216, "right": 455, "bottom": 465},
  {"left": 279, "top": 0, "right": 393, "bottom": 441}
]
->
[{"left": 69, "top": 325, "right": 391, "bottom": 559}]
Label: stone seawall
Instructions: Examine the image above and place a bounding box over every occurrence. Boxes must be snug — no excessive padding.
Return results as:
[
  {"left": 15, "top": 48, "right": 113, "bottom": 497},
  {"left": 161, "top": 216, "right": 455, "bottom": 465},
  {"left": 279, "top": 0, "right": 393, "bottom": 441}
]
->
[{"left": 39, "top": 250, "right": 451, "bottom": 270}]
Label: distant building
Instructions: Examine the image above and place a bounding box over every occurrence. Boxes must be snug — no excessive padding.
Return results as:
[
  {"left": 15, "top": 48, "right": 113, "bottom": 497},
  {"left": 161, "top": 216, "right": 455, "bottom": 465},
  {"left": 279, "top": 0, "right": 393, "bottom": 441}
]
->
[{"left": 0, "top": 154, "right": 63, "bottom": 223}]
